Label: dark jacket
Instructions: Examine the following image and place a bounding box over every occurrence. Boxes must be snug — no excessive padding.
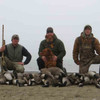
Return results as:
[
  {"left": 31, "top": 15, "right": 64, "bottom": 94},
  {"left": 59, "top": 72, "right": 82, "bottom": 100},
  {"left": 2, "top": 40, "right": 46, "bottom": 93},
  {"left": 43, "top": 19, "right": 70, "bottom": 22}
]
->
[{"left": 38, "top": 34, "right": 66, "bottom": 60}]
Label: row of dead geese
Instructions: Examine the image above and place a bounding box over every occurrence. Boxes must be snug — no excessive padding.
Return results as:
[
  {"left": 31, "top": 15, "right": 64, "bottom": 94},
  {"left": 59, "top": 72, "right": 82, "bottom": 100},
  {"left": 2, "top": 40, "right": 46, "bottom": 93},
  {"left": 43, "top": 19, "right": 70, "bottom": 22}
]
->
[{"left": 0, "top": 67, "right": 100, "bottom": 88}]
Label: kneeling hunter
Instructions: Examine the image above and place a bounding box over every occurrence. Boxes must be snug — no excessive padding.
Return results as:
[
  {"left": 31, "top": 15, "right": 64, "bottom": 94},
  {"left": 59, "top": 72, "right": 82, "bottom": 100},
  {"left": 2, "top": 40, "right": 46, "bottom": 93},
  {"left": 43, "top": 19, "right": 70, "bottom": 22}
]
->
[
  {"left": 0, "top": 34, "right": 32, "bottom": 75},
  {"left": 73, "top": 25, "right": 100, "bottom": 74}
]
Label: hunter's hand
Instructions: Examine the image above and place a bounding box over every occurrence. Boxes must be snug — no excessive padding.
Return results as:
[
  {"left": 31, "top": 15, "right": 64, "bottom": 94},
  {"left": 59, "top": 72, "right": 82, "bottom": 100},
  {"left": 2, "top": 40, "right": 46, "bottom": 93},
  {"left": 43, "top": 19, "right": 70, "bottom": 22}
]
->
[
  {"left": 0, "top": 46, "right": 5, "bottom": 52},
  {"left": 53, "top": 56, "right": 57, "bottom": 61},
  {"left": 77, "top": 61, "right": 80, "bottom": 65},
  {"left": 18, "top": 62, "right": 24, "bottom": 65},
  {"left": 42, "top": 56, "right": 47, "bottom": 62}
]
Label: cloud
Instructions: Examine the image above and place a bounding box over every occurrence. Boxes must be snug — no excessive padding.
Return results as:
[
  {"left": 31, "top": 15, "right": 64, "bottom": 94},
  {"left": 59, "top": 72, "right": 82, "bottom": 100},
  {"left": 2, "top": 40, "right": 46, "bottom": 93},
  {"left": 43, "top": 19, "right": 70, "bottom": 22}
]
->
[
  {"left": 36, "top": 0, "right": 97, "bottom": 8},
  {"left": 0, "top": 0, "right": 4, "bottom": 5}
]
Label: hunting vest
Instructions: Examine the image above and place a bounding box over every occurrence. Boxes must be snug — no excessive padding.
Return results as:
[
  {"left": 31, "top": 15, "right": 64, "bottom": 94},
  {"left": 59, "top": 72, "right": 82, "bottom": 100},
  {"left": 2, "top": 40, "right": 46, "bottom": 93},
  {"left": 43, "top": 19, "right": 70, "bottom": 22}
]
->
[
  {"left": 78, "top": 37, "right": 96, "bottom": 61},
  {"left": 6, "top": 43, "right": 23, "bottom": 62}
]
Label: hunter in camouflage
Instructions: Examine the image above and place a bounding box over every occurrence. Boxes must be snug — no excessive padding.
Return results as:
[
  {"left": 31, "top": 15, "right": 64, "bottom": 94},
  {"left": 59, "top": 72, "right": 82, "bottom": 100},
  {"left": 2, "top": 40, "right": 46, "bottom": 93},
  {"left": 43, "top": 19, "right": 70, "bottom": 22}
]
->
[{"left": 73, "top": 25, "right": 100, "bottom": 74}]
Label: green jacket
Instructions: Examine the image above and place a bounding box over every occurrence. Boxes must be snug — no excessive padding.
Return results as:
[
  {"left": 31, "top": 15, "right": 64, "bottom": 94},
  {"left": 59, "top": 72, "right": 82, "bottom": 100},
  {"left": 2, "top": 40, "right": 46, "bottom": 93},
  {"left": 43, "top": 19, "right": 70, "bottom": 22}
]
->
[
  {"left": 7, "top": 43, "right": 23, "bottom": 62},
  {"left": 38, "top": 34, "right": 66, "bottom": 60}
]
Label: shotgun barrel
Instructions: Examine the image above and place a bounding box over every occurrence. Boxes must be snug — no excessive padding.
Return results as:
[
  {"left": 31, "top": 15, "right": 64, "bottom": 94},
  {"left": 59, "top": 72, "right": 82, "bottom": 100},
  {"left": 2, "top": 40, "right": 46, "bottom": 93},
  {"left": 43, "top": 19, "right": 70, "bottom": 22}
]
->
[{"left": 1, "top": 25, "right": 5, "bottom": 73}]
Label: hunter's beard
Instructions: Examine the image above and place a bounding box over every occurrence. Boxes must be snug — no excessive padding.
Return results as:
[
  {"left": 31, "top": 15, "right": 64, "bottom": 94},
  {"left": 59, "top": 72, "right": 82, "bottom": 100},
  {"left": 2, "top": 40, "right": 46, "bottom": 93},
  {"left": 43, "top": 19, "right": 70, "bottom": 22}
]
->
[{"left": 46, "top": 37, "right": 53, "bottom": 43}]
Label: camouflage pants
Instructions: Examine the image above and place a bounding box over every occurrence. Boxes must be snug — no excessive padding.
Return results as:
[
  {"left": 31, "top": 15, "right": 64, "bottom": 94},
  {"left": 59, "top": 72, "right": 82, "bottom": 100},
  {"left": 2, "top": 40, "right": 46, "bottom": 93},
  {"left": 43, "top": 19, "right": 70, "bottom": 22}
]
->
[
  {"left": 0, "top": 57, "right": 24, "bottom": 73},
  {"left": 79, "top": 55, "right": 100, "bottom": 74}
]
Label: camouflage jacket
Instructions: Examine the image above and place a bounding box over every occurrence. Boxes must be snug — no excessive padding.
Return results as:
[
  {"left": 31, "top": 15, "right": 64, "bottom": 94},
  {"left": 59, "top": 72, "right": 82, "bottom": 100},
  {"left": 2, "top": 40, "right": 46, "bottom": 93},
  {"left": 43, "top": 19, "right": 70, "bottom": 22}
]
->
[{"left": 73, "top": 32, "right": 100, "bottom": 65}]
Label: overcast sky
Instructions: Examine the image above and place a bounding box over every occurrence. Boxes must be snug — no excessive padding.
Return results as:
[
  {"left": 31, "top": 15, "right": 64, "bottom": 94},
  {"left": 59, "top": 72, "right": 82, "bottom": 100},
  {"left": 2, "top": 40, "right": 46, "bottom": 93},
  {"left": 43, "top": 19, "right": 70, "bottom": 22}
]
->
[{"left": 0, "top": 0, "right": 100, "bottom": 72}]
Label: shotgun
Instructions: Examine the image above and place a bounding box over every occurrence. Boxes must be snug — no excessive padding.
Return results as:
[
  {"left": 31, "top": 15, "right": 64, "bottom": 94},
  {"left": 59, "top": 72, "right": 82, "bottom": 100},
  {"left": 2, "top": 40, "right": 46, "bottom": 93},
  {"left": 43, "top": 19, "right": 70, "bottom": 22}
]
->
[{"left": 1, "top": 25, "right": 5, "bottom": 74}]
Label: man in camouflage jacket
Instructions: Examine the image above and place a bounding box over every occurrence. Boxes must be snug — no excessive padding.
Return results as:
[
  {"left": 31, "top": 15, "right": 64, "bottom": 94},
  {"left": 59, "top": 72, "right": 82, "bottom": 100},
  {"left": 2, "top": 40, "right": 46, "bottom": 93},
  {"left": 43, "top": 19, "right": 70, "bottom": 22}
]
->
[{"left": 73, "top": 25, "right": 100, "bottom": 74}]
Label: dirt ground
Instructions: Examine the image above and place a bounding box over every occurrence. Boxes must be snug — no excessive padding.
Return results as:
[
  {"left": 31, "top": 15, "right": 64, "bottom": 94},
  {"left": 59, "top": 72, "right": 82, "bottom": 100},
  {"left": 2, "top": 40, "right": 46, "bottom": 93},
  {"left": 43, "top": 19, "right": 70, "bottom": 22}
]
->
[{"left": 0, "top": 85, "right": 99, "bottom": 100}]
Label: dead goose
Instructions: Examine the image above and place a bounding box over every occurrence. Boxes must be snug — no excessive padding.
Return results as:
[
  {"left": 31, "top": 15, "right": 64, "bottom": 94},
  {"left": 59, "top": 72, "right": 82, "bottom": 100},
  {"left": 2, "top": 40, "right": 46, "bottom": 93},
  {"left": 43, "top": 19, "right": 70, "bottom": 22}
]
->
[
  {"left": 13, "top": 73, "right": 28, "bottom": 87},
  {"left": 40, "top": 67, "right": 67, "bottom": 87},
  {"left": 29, "top": 73, "right": 42, "bottom": 86}
]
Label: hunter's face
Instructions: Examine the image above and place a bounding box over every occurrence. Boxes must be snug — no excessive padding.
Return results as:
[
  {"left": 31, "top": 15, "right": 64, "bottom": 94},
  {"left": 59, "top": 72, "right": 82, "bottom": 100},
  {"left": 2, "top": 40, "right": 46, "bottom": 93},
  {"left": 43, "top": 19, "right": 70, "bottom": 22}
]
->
[
  {"left": 85, "top": 29, "right": 91, "bottom": 36},
  {"left": 12, "top": 39, "right": 19, "bottom": 46},
  {"left": 46, "top": 33, "right": 54, "bottom": 42}
]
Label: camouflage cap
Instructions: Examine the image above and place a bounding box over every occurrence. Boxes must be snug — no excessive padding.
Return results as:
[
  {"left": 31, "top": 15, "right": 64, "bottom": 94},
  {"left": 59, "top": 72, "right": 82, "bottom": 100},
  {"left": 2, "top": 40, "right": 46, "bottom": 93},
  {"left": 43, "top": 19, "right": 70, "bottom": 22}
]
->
[
  {"left": 84, "top": 25, "right": 92, "bottom": 31},
  {"left": 46, "top": 27, "right": 54, "bottom": 34},
  {"left": 11, "top": 34, "right": 19, "bottom": 40}
]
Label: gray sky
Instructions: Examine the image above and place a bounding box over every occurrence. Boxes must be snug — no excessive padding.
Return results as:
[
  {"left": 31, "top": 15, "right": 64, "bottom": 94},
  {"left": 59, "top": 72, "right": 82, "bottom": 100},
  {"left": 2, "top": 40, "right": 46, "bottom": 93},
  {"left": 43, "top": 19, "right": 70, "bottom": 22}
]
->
[{"left": 0, "top": 0, "right": 100, "bottom": 72}]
